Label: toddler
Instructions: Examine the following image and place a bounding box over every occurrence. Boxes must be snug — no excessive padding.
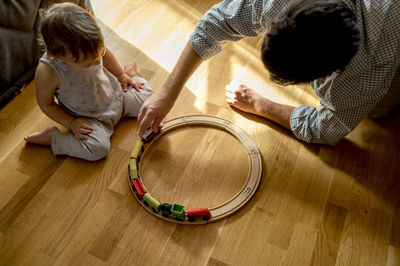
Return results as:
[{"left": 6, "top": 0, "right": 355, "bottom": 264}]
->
[{"left": 25, "top": 3, "right": 154, "bottom": 161}]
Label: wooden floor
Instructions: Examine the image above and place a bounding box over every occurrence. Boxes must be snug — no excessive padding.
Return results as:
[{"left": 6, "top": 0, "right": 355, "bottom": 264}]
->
[{"left": 1, "top": 0, "right": 400, "bottom": 265}]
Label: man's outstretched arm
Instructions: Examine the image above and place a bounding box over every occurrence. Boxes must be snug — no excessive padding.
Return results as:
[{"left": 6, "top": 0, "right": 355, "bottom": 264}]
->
[
  {"left": 138, "top": 41, "right": 204, "bottom": 135},
  {"left": 225, "top": 81, "right": 377, "bottom": 145}
]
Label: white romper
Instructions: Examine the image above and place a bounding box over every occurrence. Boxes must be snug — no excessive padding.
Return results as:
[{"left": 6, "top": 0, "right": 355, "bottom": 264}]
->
[{"left": 40, "top": 52, "right": 154, "bottom": 161}]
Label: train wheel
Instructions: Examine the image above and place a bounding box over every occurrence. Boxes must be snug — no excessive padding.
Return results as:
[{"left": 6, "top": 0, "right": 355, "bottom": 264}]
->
[
  {"left": 203, "top": 216, "right": 210, "bottom": 221},
  {"left": 144, "top": 200, "right": 149, "bottom": 207},
  {"left": 188, "top": 217, "right": 195, "bottom": 222},
  {"left": 151, "top": 207, "right": 157, "bottom": 213},
  {"left": 162, "top": 213, "right": 169, "bottom": 218}
]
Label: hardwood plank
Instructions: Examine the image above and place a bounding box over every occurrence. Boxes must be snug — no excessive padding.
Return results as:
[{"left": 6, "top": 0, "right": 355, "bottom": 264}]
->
[
  {"left": 310, "top": 204, "right": 347, "bottom": 266},
  {"left": 228, "top": 205, "right": 274, "bottom": 265},
  {"left": 0, "top": 170, "right": 30, "bottom": 211},
  {"left": 156, "top": 222, "right": 223, "bottom": 266},
  {"left": 0, "top": 193, "right": 51, "bottom": 264},
  {"left": 266, "top": 145, "right": 321, "bottom": 250},
  {"left": 337, "top": 208, "right": 392, "bottom": 265},
  {"left": 107, "top": 210, "right": 176, "bottom": 265},
  {"left": 6, "top": 251, "right": 56, "bottom": 266},
  {"left": 0, "top": 82, "right": 44, "bottom": 163},
  {"left": 387, "top": 245, "right": 400, "bottom": 266},
  {"left": 282, "top": 223, "right": 319, "bottom": 266},
  {"left": 55, "top": 189, "right": 127, "bottom": 265},
  {"left": 206, "top": 257, "right": 229, "bottom": 266},
  {"left": 38, "top": 148, "right": 127, "bottom": 258},
  {"left": 88, "top": 194, "right": 136, "bottom": 262},
  {"left": 208, "top": 202, "right": 256, "bottom": 264},
  {"left": 0, "top": 142, "right": 64, "bottom": 233}
]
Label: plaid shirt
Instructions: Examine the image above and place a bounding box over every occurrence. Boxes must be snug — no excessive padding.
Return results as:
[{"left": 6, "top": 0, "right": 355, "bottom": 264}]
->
[{"left": 190, "top": 0, "right": 400, "bottom": 144}]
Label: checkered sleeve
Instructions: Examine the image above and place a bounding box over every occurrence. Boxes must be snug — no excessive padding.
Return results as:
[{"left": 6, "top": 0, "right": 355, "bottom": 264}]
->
[
  {"left": 290, "top": 101, "right": 376, "bottom": 145},
  {"left": 190, "top": 0, "right": 290, "bottom": 59},
  {"left": 190, "top": 0, "right": 261, "bottom": 59},
  {"left": 290, "top": 62, "right": 397, "bottom": 145}
]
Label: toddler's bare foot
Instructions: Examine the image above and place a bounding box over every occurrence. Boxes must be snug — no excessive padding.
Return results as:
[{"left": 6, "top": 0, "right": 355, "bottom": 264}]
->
[
  {"left": 225, "top": 81, "right": 266, "bottom": 116},
  {"left": 124, "top": 61, "right": 139, "bottom": 77},
  {"left": 24, "top": 126, "right": 58, "bottom": 145}
]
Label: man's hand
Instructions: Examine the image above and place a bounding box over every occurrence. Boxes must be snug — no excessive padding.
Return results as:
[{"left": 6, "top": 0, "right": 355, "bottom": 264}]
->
[
  {"left": 225, "top": 80, "right": 294, "bottom": 130},
  {"left": 138, "top": 91, "right": 173, "bottom": 136},
  {"left": 70, "top": 118, "right": 93, "bottom": 140},
  {"left": 118, "top": 73, "right": 144, "bottom": 92}
]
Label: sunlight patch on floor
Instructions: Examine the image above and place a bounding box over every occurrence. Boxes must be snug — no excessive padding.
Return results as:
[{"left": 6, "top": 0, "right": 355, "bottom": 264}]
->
[{"left": 93, "top": 0, "right": 319, "bottom": 113}]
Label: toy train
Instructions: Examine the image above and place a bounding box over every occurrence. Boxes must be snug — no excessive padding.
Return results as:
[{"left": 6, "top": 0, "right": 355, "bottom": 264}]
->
[
  {"left": 129, "top": 134, "right": 212, "bottom": 222},
  {"left": 141, "top": 124, "right": 163, "bottom": 142}
]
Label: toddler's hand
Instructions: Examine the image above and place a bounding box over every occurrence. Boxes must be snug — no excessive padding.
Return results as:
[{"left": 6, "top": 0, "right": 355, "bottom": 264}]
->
[
  {"left": 118, "top": 73, "right": 144, "bottom": 92},
  {"left": 70, "top": 118, "right": 93, "bottom": 140}
]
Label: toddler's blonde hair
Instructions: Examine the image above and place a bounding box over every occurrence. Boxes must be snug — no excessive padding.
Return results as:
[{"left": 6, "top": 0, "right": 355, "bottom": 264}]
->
[{"left": 40, "top": 2, "right": 104, "bottom": 62}]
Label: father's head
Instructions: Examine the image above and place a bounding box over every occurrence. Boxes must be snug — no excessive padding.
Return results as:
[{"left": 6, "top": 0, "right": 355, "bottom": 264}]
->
[{"left": 261, "top": 0, "right": 361, "bottom": 85}]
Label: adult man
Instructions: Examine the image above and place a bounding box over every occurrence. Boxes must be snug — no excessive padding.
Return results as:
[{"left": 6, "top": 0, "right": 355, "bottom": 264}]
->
[{"left": 138, "top": 0, "right": 400, "bottom": 145}]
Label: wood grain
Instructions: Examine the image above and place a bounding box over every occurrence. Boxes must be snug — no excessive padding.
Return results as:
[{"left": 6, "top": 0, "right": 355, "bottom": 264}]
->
[{"left": 0, "top": 0, "right": 399, "bottom": 265}]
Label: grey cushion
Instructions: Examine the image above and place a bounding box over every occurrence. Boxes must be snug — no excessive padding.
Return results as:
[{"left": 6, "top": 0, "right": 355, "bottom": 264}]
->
[{"left": 0, "top": 0, "right": 42, "bottom": 32}]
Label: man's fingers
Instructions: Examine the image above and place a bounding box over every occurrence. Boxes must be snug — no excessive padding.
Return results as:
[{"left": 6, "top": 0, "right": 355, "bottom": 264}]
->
[
  {"left": 226, "top": 80, "right": 241, "bottom": 92},
  {"left": 138, "top": 105, "right": 145, "bottom": 123},
  {"left": 225, "top": 85, "right": 233, "bottom": 93},
  {"left": 226, "top": 98, "right": 237, "bottom": 105},
  {"left": 139, "top": 113, "right": 153, "bottom": 136},
  {"left": 225, "top": 91, "right": 236, "bottom": 99},
  {"left": 152, "top": 117, "right": 163, "bottom": 133}
]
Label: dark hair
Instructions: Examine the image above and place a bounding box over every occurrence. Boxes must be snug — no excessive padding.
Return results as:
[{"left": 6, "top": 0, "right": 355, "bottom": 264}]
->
[
  {"left": 40, "top": 3, "right": 104, "bottom": 62},
  {"left": 261, "top": 0, "right": 361, "bottom": 85}
]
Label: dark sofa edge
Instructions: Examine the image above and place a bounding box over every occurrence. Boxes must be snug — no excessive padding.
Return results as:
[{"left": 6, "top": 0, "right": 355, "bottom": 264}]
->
[{"left": 0, "top": 63, "right": 38, "bottom": 108}]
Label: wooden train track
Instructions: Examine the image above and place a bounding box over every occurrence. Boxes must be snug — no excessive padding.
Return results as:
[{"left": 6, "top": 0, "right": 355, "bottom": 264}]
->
[{"left": 128, "top": 115, "right": 262, "bottom": 224}]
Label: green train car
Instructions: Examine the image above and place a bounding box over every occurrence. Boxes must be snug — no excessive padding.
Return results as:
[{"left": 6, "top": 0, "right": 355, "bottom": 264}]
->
[
  {"left": 157, "top": 203, "right": 186, "bottom": 221},
  {"left": 171, "top": 204, "right": 186, "bottom": 221}
]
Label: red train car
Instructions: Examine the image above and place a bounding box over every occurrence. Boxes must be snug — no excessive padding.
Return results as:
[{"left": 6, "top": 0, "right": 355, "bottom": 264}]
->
[
  {"left": 131, "top": 179, "right": 146, "bottom": 198},
  {"left": 186, "top": 208, "right": 211, "bottom": 222}
]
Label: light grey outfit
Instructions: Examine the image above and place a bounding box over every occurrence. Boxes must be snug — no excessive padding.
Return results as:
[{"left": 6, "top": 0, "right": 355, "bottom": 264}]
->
[
  {"left": 190, "top": 0, "right": 400, "bottom": 145},
  {"left": 40, "top": 52, "right": 154, "bottom": 161}
]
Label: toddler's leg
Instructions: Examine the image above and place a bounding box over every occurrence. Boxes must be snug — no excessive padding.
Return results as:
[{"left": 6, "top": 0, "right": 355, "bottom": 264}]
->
[
  {"left": 51, "top": 119, "right": 113, "bottom": 161},
  {"left": 24, "top": 126, "right": 58, "bottom": 145},
  {"left": 124, "top": 61, "right": 139, "bottom": 78},
  {"left": 122, "top": 62, "right": 154, "bottom": 117}
]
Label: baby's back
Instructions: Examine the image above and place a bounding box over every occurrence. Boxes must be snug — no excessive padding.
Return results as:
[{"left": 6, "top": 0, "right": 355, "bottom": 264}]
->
[{"left": 40, "top": 52, "right": 123, "bottom": 120}]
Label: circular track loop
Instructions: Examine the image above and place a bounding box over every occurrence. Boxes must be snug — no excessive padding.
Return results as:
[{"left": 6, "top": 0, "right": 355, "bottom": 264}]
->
[{"left": 128, "top": 115, "right": 262, "bottom": 224}]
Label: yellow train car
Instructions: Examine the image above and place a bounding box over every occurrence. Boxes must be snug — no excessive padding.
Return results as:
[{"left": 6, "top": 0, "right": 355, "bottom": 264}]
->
[
  {"left": 129, "top": 159, "right": 138, "bottom": 180},
  {"left": 130, "top": 140, "right": 142, "bottom": 159}
]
